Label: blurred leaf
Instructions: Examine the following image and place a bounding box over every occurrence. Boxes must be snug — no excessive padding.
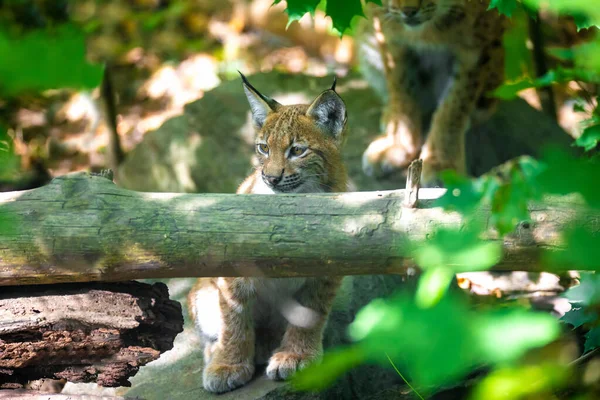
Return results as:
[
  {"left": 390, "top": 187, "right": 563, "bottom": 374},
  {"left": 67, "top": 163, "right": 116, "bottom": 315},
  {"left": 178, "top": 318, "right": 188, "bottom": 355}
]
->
[
  {"left": 561, "top": 306, "right": 597, "bottom": 329},
  {"left": 488, "top": 0, "right": 518, "bottom": 17},
  {"left": 0, "top": 126, "right": 19, "bottom": 181},
  {"left": 523, "top": 0, "right": 600, "bottom": 30},
  {"left": 536, "top": 147, "right": 600, "bottom": 208},
  {"left": 490, "top": 167, "right": 531, "bottom": 236},
  {"left": 563, "top": 274, "right": 600, "bottom": 305},
  {"left": 349, "top": 294, "right": 480, "bottom": 389},
  {"left": 0, "top": 24, "right": 103, "bottom": 96},
  {"left": 413, "top": 226, "right": 502, "bottom": 273},
  {"left": 292, "top": 347, "right": 365, "bottom": 391},
  {"left": 584, "top": 327, "right": 600, "bottom": 353},
  {"left": 438, "top": 157, "right": 542, "bottom": 236},
  {"left": 297, "top": 294, "right": 562, "bottom": 391},
  {"left": 575, "top": 124, "right": 600, "bottom": 152},
  {"left": 477, "top": 309, "right": 561, "bottom": 363},
  {"left": 494, "top": 68, "right": 600, "bottom": 100},
  {"left": 545, "top": 225, "right": 600, "bottom": 271},
  {"left": 470, "top": 364, "right": 568, "bottom": 400},
  {"left": 435, "top": 170, "right": 492, "bottom": 214},
  {"left": 415, "top": 267, "right": 454, "bottom": 308},
  {"left": 502, "top": 8, "right": 534, "bottom": 81}
]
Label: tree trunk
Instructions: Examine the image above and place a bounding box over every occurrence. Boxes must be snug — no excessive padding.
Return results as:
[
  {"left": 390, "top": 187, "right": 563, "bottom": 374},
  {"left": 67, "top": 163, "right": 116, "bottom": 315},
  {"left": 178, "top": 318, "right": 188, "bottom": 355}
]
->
[
  {"left": 0, "top": 171, "right": 596, "bottom": 286},
  {"left": 0, "top": 281, "right": 183, "bottom": 389}
]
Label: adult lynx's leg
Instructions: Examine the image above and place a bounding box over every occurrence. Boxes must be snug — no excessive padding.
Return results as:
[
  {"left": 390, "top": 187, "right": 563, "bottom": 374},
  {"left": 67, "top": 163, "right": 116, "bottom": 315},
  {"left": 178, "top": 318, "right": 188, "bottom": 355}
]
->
[
  {"left": 420, "top": 45, "right": 502, "bottom": 184},
  {"left": 362, "top": 15, "right": 423, "bottom": 178},
  {"left": 202, "top": 277, "right": 256, "bottom": 393},
  {"left": 266, "top": 277, "right": 342, "bottom": 380}
]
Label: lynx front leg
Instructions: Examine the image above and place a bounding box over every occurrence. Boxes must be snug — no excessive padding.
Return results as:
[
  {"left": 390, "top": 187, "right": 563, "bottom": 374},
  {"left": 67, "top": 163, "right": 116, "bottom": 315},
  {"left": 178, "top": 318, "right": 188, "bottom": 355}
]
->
[
  {"left": 202, "top": 278, "right": 256, "bottom": 393},
  {"left": 362, "top": 16, "right": 422, "bottom": 178},
  {"left": 266, "top": 277, "right": 342, "bottom": 380},
  {"left": 420, "top": 55, "right": 485, "bottom": 185}
]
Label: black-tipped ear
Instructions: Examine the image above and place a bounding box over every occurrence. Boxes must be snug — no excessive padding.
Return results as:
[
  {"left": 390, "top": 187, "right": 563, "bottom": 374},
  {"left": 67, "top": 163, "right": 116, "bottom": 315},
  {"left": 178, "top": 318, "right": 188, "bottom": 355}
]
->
[
  {"left": 330, "top": 76, "right": 337, "bottom": 92},
  {"left": 239, "top": 71, "right": 281, "bottom": 129},
  {"left": 306, "top": 88, "right": 347, "bottom": 140}
]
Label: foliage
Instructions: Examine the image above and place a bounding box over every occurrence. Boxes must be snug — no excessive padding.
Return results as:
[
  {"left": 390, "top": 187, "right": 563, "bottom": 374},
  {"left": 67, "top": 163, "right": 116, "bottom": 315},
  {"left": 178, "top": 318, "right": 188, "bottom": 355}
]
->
[
  {"left": 294, "top": 293, "right": 560, "bottom": 393},
  {"left": 288, "top": 0, "right": 600, "bottom": 397},
  {"left": 0, "top": 24, "right": 104, "bottom": 96},
  {"left": 274, "top": 0, "right": 381, "bottom": 35}
]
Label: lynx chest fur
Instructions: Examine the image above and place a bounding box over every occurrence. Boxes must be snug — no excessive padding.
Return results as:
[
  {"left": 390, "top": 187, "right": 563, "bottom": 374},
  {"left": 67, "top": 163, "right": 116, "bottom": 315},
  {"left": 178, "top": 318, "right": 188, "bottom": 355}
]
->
[
  {"left": 360, "top": 0, "right": 508, "bottom": 183},
  {"left": 188, "top": 75, "right": 348, "bottom": 393}
]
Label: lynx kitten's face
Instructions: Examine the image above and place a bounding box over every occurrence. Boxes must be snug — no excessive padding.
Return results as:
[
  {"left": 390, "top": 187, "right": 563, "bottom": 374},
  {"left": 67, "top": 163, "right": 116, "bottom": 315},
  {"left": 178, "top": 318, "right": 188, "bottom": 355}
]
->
[
  {"left": 254, "top": 109, "right": 338, "bottom": 193},
  {"left": 386, "top": 0, "right": 465, "bottom": 26},
  {"left": 241, "top": 74, "right": 348, "bottom": 194}
]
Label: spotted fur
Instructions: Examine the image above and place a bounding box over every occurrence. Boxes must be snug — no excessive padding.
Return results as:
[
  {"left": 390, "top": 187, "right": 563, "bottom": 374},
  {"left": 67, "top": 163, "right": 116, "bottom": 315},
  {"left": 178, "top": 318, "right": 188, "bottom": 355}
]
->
[
  {"left": 361, "top": 0, "right": 508, "bottom": 183},
  {"left": 188, "top": 76, "right": 347, "bottom": 393}
]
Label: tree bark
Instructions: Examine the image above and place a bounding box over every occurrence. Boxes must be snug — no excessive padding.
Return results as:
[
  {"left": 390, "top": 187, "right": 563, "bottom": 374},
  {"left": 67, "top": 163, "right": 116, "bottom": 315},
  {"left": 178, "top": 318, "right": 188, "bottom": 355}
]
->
[
  {"left": 0, "top": 172, "right": 596, "bottom": 286},
  {"left": 0, "top": 281, "right": 183, "bottom": 389},
  {"left": 0, "top": 390, "right": 127, "bottom": 399}
]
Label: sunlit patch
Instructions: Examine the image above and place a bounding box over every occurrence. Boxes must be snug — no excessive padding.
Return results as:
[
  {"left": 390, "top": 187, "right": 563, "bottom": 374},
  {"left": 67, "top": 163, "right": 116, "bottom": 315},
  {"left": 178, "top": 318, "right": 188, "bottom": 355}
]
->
[{"left": 280, "top": 299, "right": 320, "bottom": 329}]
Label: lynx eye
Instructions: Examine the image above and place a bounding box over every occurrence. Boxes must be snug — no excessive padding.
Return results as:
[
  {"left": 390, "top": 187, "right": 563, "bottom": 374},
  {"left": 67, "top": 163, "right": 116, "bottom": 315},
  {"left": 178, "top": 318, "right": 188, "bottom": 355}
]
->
[
  {"left": 289, "top": 145, "right": 307, "bottom": 158},
  {"left": 257, "top": 143, "right": 269, "bottom": 155}
]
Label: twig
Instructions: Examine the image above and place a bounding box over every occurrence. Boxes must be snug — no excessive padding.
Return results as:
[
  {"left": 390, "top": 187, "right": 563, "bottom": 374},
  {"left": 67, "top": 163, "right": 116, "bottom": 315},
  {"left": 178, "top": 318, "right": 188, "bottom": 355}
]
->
[
  {"left": 101, "top": 63, "right": 125, "bottom": 176},
  {"left": 404, "top": 159, "right": 422, "bottom": 208},
  {"left": 528, "top": 11, "right": 557, "bottom": 120}
]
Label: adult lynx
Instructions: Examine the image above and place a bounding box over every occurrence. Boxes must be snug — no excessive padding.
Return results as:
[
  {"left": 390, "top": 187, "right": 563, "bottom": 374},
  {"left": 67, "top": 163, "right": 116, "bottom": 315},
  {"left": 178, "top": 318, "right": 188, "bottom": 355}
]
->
[{"left": 360, "top": 0, "right": 507, "bottom": 183}]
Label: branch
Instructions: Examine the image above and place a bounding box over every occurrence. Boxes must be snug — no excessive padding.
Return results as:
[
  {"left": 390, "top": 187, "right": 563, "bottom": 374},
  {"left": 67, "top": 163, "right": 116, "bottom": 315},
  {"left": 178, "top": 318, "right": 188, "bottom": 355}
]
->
[{"left": 0, "top": 172, "right": 596, "bottom": 286}]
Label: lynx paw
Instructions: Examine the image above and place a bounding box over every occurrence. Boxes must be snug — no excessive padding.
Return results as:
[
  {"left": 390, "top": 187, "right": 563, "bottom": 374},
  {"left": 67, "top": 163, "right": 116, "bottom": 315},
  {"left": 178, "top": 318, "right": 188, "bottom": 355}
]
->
[
  {"left": 362, "top": 135, "right": 418, "bottom": 178},
  {"left": 266, "top": 351, "right": 317, "bottom": 381},
  {"left": 203, "top": 361, "right": 255, "bottom": 393}
]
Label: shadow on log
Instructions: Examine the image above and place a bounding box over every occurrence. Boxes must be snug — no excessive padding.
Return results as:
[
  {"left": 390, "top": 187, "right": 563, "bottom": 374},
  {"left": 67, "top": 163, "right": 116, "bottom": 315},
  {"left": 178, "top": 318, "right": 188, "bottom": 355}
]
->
[{"left": 0, "top": 281, "right": 183, "bottom": 389}]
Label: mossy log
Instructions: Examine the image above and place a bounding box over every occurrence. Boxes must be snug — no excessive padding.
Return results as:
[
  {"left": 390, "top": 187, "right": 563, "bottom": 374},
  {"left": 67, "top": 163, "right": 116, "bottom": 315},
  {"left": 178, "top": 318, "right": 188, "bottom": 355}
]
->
[
  {"left": 0, "top": 281, "right": 183, "bottom": 389},
  {"left": 0, "top": 171, "right": 595, "bottom": 286}
]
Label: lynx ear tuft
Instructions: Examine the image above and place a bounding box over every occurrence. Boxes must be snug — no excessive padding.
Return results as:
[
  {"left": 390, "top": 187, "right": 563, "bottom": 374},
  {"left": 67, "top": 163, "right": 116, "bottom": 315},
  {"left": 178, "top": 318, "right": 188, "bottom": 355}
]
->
[
  {"left": 330, "top": 75, "right": 337, "bottom": 92},
  {"left": 306, "top": 85, "right": 347, "bottom": 140},
  {"left": 239, "top": 71, "right": 281, "bottom": 128}
]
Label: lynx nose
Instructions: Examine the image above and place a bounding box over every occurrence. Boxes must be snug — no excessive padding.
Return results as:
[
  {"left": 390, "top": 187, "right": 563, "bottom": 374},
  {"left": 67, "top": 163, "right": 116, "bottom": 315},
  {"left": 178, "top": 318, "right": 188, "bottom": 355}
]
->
[
  {"left": 263, "top": 171, "right": 283, "bottom": 186},
  {"left": 401, "top": 7, "right": 418, "bottom": 18}
]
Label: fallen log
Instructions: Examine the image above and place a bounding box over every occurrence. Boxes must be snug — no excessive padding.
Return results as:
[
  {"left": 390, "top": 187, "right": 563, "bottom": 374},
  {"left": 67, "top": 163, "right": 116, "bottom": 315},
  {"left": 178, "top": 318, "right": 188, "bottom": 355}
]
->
[
  {"left": 0, "top": 171, "right": 596, "bottom": 286},
  {"left": 0, "top": 281, "right": 183, "bottom": 389}
]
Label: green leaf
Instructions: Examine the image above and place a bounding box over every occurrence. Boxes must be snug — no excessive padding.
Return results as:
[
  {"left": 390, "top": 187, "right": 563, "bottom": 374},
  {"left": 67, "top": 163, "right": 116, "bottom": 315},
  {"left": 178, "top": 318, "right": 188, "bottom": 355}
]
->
[
  {"left": 415, "top": 267, "right": 455, "bottom": 308},
  {"left": 561, "top": 306, "right": 597, "bottom": 329},
  {"left": 488, "top": 0, "right": 519, "bottom": 17},
  {"left": 536, "top": 147, "right": 600, "bottom": 208},
  {"left": 502, "top": 8, "right": 534, "bottom": 81},
  {"left": 477, "top": 309, "right": 561, "bottom": 364},
  {"left": 274, "top": 0, "right": 321, "bottom": 27},
  {"left": 0, "top": 24, "right": 104, "bottom": 96},
  {"left": 296, "top": 292, "right": 561, "bottom": 392},
  {"left": 435, "top": 170, "right": 490, "bottom": 214},
  {"left": 493, "top": 67, "right": 600, "bottom": 100},
  {"left": 413, "top": 226, "right": 502, "bottom": 273},
  {"left": 574, "top": 124, "right": 600, "bottom": 152},
  {"left": 275, "top": 0, "right": 381, "bottom": 35},
  {"left": 326, "top": 0, "right": 365, "bottom": 35},
  {"left": 545, "top": 225, "right": 600, "bottom": 271},
  {"left": 584, "top": 327, "right": 600, "bottom": 353},
  {"left": 563, "top": 274, "right": 600, "bottom": 305},
  {"left": 490, "top": 167, "right": 532, "bottom": 236},
  {"left": 292, "top": 347, "right": 365, "bottom": 391},
  {"left": 0, "top": 126, "right": 19, "bottom": 181},
  {"left": 470, "top": 364, "right": 568, "bottom": 400}
]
